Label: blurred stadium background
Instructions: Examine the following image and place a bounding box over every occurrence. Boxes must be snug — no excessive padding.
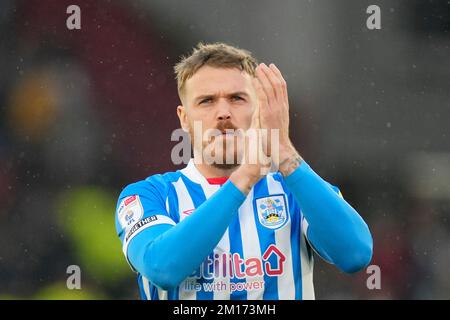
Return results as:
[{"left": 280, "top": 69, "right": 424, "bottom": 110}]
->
[{"left": 0, "top": 0, "right": 449, "bottom": 299}]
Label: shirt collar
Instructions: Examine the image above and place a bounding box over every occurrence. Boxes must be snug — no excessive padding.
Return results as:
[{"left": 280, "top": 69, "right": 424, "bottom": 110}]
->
[{"left": 180, "top": 159, "right": 228, "bottom": 187}]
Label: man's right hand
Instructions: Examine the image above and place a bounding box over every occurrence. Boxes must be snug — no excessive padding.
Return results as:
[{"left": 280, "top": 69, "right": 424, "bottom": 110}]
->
[{"left": 230, "top": 102, "right": 271, "bottom": 195}]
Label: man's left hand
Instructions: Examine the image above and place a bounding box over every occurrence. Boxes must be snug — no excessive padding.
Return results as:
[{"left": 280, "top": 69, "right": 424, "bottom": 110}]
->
[{"left": 252, "top": 62, "right": 300, "bottom": 168}]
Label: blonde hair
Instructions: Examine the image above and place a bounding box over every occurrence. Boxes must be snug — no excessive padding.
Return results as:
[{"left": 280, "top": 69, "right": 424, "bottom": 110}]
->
[{"left": 174, "top": 42, "right": 258, "bottom": 98}]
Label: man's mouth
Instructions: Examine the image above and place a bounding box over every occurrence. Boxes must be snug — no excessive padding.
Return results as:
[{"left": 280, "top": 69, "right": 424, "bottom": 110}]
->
[
  {"left": 214, "top": 130, "right": 236, "bottom": 137},
  {"left": 208, "top": 131, "right": 237, "bottom": 145}
]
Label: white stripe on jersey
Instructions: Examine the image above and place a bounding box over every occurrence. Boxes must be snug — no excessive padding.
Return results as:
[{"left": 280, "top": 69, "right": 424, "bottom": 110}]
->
[
  {"left": 172, "top": 177, "right": 198, "bottom": 300},
  {"left": 142, "top": 276, "right": 151, "bottom": 300},
  {"left": 142, "top": 276, "right": 168, "bottom": 300},
  {"left": 158, "top": 288, "right": 168, "bottom": 300},
  {"left": 238, "top": 188, "right": 264, "bottom": 300},
  {"left": 300, "top": 225, "right": 315, "bottom": 300},
  {"left": 266, "top": 174, "right": 295, "bottom": 300},
  {"left": 200, "top": 183, "right": 230, "bottom": 300}
]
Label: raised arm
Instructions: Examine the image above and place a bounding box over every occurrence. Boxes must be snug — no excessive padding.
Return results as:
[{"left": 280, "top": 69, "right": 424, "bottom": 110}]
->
[
  {"left": 281, "top": 157, "right": 373, "bottom": 273},
  {"left": 253, "top": 62, "right": 372, "bottom": 273}
]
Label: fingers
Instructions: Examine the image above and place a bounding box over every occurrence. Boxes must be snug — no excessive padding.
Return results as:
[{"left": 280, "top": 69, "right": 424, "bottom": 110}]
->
[
  {"left": 255, "top": 64, "right": 277, "bottom": 103},
  {"left": 256, "top": 63, "right": 286, "bottom": 103},
  {"left": 268, "top": 63, "right": 288, "bottom": 105},
  {"left": 252, "top": 76, "right": 269, "bottom": 112},
  {"left": 252, "top": 62, "right": 289, "bottom": 128}
]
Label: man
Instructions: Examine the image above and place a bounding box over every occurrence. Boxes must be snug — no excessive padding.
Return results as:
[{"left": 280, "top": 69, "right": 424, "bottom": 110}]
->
[{"left": 115, "top": 42, "right": 373, "bottom": 300}]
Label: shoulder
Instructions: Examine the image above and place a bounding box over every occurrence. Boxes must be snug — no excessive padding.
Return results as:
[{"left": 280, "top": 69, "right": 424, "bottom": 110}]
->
[
  {"left": 118, "top": 170, "right": 183, "bottom": 200},
  {"left": 115, "top": 170, "right": 182, "bottom": 235}
]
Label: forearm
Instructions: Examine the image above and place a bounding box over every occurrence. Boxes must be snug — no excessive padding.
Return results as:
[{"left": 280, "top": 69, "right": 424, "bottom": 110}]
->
[
  {"left": 283, "top": 160, "right": 373, "bottom": 273},
  {"left": 128, "top": 180, "right": 246, "bottom": 290}
]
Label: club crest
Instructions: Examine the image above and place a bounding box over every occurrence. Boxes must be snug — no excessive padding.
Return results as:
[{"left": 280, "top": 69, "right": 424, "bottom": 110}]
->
[{"left": 255, "top": 195, "right": 288, "bottom": 229}]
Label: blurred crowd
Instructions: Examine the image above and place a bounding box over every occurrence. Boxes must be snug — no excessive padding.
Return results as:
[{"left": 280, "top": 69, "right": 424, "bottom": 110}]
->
[{"left": 0, "top": 0, "right": 449, "bottom": 299}]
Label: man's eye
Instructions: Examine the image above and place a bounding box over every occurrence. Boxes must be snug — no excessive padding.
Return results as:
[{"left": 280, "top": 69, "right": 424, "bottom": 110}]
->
[
  {"left": 231, "top": 96, "right": 244, "bottom": 101},
  {"left": 199, "top": 98, "right": 212, "bottom": 104}
]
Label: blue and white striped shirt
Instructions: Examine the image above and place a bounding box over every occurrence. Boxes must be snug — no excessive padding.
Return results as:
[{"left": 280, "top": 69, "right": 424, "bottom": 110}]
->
[{"left": 115, "top": 159, "right": 348, "bottom": 300}]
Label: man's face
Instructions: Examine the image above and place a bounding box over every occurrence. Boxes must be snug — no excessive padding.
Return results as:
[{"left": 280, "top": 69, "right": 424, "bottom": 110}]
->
[{"left": 177, "top": 66, "right": 256, "bottom": 168}]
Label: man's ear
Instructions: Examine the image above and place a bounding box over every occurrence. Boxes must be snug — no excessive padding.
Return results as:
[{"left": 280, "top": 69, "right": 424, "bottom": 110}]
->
[{"left": 177, "top": 105, "right": 189, "bottom": 132}]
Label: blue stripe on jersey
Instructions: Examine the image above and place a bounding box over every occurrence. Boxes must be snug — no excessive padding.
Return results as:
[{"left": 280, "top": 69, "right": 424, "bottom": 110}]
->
[
  {"left": 273, "top": 173, "right": 302, "bottom": 299},
  {"left": 228, "top": 212, "right": 247, "bottom": 300},
  {"left": 138, "top": 275, "right": 161, "bottom": 300},
  {"left": 179, "top": 174, "right": 213, "bottom": 300},
  {"left": 137, "top": 274, "right": 147, "bottom": 300},
  {"left": 290, "top": 203, "right": 303, "bottom": 300},
  {"left": 252, "top": 177, "right": 279, "bottom": 300},
  {"left": 151, "top": 284, "right": 160, "bottom": 300}
]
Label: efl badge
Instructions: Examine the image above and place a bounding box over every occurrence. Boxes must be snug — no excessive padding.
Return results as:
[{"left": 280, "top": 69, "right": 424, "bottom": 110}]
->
[
  {"left": 256, "top": 195, "right": 288, "bottom": 230},
  {"left": 118, "top": 195, "right": 144, "bottom": 228}
]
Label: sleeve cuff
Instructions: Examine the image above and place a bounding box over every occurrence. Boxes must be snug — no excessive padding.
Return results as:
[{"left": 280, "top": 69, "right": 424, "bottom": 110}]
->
[{"left": 223, "top": 179, "right": 247, "bottom": 202}]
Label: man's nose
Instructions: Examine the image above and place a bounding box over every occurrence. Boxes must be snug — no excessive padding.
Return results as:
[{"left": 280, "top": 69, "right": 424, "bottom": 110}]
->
[{"left": 216, "top": 99, "right": 232, "bottom": 121}]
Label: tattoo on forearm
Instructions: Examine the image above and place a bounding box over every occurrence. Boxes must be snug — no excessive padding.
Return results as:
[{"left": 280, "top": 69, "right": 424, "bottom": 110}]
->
[{"left": 279, "top": 154, "right": 303, "bottom": 177}]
